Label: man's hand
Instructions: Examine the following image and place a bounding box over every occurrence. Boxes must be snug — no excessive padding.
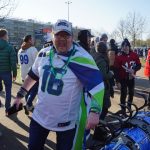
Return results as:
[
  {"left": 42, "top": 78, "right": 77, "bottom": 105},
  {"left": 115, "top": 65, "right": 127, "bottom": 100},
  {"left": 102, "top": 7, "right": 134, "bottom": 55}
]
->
[
  {"left": 13, "top": 97, "right": 22, "bottom": 109},
  {"left": 128, "top": 68, "right": 134, "bottom": 74},
  {"left": 86, "top": 112, "right": 99, "bottom": 129}
]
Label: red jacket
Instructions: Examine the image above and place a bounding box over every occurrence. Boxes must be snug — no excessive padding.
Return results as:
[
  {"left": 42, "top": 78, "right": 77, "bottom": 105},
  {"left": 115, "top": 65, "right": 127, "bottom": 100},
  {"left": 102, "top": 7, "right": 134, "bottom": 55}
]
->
[
  {"left": 144, "top": 49, "right": 150, "bottom": 77},
  {"left": 114, "top": 51, "right": 141, "bottom": 80}
]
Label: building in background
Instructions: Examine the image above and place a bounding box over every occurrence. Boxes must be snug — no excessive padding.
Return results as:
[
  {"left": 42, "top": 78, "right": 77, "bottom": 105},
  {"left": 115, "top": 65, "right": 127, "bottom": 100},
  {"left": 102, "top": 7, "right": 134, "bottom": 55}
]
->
[
  {"left": 0, "top": 18, "right": 52, "bottom": 50},
  {"left": 0, "top": 18, "right": 92, "bottom": 50}
]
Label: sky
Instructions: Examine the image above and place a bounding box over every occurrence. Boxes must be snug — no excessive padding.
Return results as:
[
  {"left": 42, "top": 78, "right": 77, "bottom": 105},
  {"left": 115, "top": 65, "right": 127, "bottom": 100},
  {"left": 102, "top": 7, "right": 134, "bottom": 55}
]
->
[{"left": 11, "top": 0, "right": 150, "bottom": 38}]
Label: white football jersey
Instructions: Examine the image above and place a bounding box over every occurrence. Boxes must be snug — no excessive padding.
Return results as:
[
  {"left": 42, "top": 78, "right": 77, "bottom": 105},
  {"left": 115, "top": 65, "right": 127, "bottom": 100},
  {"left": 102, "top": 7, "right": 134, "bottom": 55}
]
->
[
  {"left": 31, "top": 46, "right": 83, "bottom": 131},
  {"left": 18, "top": 46, "right": 38, "bottom": 80}
]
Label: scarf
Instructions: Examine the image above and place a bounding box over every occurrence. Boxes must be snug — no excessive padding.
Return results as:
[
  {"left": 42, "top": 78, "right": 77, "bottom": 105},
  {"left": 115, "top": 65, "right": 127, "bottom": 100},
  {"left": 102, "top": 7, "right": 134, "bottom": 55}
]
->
[{"left": 57, "top": 43, "right": 104, "bottom": 149}]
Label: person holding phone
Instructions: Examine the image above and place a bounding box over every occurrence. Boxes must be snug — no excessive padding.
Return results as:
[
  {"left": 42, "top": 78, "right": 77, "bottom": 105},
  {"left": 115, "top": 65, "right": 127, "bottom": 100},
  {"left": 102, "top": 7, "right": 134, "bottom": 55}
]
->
[{"left": 18, "top": 35, "right": 38, "bottom": 115}]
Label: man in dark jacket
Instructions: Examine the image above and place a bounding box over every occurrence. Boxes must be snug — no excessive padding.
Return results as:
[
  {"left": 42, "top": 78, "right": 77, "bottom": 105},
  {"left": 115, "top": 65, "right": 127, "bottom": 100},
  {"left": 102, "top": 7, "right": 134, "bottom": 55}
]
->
[
  {"left": 77, "top": 29, "right": 94, "bottom": 53},
  {"left": 0, "top": 29, "right": 17, "bottom": 115},
  {"left": 93, "top": 42, "right": 113, "bottom": 119},
  {"left": 92, "top": 42, "right": 113, "bottom": 142}
]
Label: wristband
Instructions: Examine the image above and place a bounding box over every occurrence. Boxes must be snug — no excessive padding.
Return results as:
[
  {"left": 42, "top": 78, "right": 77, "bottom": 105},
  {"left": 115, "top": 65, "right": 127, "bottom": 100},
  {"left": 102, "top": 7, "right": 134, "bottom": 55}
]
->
[
  {"left": 89, "top": 110, "right": 100, "bottom": 114},
  {"left": 90, "top": 107, "right": 101, "bottom": 114},
  {"left": 16, "top": 87, "right": 28, "bottom": 98}
]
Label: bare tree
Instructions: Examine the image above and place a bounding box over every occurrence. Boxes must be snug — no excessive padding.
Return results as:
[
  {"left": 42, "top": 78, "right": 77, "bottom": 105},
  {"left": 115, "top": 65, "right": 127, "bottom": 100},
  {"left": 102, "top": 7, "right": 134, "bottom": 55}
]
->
[
  {"left": 125, "top": 12, "right": 146, "bottom": 48},
  {"left": 117, "top": 19, "right": 127, "bottom": 40},
  {"left": 0, "top": 0, "right": 16, "bottom": 22},
  {"left": 112, "top": 19, "right": 128, "bottom": 42},
  {"left": 110, "top": 29, "right": 120, "bottom": 41}
]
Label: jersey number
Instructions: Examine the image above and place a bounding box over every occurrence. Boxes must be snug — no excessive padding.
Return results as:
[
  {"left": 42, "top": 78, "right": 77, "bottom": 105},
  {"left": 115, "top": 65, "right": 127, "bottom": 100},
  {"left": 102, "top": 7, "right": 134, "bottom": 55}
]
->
[
  {"left": 41, "top": 66, "right": 64, "bottom": 96},
  {"left": 20, "top": 55, "right": 29, "bottom": 64}
]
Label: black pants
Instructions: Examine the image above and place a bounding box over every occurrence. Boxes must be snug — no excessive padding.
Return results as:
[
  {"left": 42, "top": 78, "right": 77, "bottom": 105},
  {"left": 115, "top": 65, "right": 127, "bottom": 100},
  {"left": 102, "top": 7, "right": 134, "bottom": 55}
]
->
[
  {"left": 120, "top": 78, "right": 135, "bottom": 111},
  {"left": 100, "top": 89, "right": 111, "bottom": 120},
  {"left": 28, "top": 119, "right": 76, "bottom": 150}
]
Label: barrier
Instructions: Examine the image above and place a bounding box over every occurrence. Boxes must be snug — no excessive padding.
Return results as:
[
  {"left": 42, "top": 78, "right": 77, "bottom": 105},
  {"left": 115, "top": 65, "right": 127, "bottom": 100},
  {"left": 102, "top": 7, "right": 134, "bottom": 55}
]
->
[{"left": 102, "top": 112, "right": 150, "bottom": 150}]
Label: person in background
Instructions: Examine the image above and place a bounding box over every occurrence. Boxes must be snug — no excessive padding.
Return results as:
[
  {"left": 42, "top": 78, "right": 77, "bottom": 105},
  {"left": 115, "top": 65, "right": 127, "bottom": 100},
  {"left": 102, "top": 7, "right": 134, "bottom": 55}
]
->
[
  {"left": 108, "top": 39, "right": 118, "bottom": 98},
  {"left": 43, "top": 32, "right": 53, "bottom": 48},
  {"left": 14, "top": 19, "right": 104, "bottom": 150},
  {"left": 77, "top": 29, "right": 96, "bottom": 149},
  {"left": 114, "top": 39, "right": 141, "bottom": 115},
  {"left": 14, "top": 45, "right": 19, "bottom": 64},
  {"left": 0, "top": 29, "right": 17, "bottom": 115},
  {"left": 92, "top": 42, "right": 113, "bottom": 142},
  {"left": 109, "top": 39, "right": 118, "bottom": 55},
  {"left": 144, "top": 48, "right": 150, "bottom": 81},
  {"left": 144, "top": 48, "right": 150, "bottom": 108},
  {"left": 77, "top": 29, "right": 94, "bottom": 53},
  {"left": 100, "top": 33, "right": 108, "bottom": 45},
  {"left": 93, "top": 42, "right": 113, "bottom": 119},
  {"left": 18, "top": 35, "right": 38, "bottom": 115}
]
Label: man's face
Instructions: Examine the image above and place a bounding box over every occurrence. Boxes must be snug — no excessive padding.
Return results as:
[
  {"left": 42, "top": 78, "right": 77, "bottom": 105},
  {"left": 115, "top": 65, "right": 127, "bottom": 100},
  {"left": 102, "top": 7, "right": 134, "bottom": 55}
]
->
[
  {"left": 87, "top": 36, "right": 91, "bottom": 47},
  {"left": 53, "top": 31, "right": 73, "bottom": 53},
  {"left": 122, "top": 45, "right": 130, "bottom": 54},
  {"left": 103, "top": 37, "right": 108, "bottom": 44},
  {"left": 29, "top": 38, "right": 34, "bottom": 45}
]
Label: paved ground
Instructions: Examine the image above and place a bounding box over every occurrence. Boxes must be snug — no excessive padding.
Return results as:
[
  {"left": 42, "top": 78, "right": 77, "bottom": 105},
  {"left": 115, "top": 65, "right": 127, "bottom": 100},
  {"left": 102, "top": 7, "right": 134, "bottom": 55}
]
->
[{"left": 0, "top": 66, "right": 149, "bottom": 150}]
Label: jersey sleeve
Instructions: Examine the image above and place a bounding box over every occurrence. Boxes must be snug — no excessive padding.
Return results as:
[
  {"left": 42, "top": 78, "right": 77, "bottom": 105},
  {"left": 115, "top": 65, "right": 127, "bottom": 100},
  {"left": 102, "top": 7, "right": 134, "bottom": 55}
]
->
[{"left": 28, "top": 51, "right": 40, "bottom": 80}]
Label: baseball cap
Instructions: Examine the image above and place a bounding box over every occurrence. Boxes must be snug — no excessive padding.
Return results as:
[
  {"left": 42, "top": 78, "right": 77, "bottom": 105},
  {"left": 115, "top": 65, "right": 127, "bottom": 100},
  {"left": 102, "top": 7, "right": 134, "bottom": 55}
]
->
[
  {"left": 78, "top": 30, "right": 94, "bottom": 40},
  {"left": 53, "top": 19, "right": 72, "bottom": 35}
]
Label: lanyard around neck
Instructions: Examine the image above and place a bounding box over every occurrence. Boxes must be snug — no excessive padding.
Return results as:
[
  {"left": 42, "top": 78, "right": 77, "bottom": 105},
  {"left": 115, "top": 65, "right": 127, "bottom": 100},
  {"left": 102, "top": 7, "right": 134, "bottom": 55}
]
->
[{"left": 49, "top": 45, "right": 75, "bottom": 78}]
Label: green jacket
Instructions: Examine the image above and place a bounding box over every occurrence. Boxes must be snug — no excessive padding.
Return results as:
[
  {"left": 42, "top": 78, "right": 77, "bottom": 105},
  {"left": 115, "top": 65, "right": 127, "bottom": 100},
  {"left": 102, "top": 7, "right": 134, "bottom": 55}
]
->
[{"left": 0, "top": 39, "right": 17, "bottom": 77}]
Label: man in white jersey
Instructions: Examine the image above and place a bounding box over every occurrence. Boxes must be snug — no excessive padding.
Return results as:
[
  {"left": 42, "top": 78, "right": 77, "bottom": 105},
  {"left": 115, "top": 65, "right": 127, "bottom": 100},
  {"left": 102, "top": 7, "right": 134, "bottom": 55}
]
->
[
  {"left": 18, "top": 35, "right": 38, "bottom": 114},
  {"left": 14, "top": 19, "right": 104, "bottom": 150}
]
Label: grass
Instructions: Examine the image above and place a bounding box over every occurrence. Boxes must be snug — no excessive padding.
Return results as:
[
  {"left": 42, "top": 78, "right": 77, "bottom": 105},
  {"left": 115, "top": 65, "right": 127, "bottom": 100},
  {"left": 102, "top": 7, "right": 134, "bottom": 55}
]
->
[{"left": 15, "top": 65, "right": 22, "bottom": 85}]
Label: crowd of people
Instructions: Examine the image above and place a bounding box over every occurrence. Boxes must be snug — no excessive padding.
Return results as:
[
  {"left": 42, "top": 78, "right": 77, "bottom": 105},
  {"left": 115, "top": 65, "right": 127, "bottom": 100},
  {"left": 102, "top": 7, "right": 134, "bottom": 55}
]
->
[{"left": 0, "top": 19, "right": 150, "bottom": 150}]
